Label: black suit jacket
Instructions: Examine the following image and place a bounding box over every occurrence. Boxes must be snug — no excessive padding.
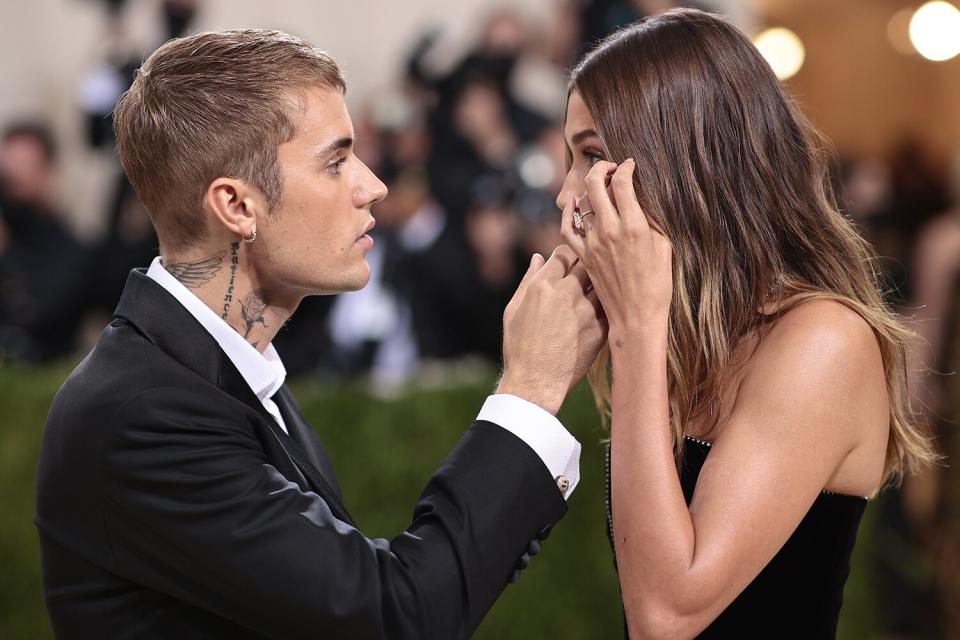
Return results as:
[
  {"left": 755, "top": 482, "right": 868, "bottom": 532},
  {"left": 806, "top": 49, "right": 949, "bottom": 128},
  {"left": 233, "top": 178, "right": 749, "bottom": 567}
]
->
[{"left": 35, "top": 269, "right": 567, "bottom": 639}]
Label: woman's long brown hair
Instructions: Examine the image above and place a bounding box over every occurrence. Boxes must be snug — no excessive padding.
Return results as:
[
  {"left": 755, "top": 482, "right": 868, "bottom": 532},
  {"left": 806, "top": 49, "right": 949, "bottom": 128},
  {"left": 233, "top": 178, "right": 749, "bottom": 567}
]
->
[{"left": 570, "top": 8, "right": 936, "bottom": 485}]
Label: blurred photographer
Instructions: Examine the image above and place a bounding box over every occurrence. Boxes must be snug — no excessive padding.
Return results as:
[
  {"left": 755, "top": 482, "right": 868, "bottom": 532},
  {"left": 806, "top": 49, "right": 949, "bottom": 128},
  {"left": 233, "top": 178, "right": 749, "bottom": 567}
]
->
[{"left": 0, "top": 122, "right": 87, "bottom": 363}]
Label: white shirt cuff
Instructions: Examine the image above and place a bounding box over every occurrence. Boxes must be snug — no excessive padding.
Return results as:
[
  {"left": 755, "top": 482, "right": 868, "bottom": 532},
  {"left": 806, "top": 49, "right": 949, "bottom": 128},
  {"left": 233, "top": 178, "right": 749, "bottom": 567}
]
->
[{"left": 476, "top": 394, "right": 581, "bottom": 499}]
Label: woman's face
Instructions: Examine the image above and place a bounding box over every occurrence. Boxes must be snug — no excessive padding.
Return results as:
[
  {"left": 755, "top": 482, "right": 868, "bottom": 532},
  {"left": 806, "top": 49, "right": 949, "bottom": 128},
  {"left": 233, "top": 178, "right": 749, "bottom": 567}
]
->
[{"left": 556, "top": 91, "right": 606, "bottom": 211}]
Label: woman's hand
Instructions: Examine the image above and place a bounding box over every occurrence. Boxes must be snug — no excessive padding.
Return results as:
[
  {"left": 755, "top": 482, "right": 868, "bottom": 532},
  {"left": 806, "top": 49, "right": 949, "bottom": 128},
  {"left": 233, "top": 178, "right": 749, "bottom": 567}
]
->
[{"left": 560, "top": 159, "right": 673, "bottom": 339}]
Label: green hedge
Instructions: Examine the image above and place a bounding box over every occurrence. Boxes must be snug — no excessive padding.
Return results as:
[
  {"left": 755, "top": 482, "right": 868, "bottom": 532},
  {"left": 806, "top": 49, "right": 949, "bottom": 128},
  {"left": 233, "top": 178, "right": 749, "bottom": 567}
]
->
[{"left": 1, "top": 363, "right": 883, "bottom": 638}]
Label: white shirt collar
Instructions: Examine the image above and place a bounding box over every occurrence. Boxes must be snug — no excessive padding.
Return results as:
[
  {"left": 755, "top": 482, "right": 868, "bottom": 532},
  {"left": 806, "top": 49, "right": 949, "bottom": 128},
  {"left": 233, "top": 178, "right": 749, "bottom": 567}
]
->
[{"left": 145, "top": 256, "right": 286, "bottom": 402}]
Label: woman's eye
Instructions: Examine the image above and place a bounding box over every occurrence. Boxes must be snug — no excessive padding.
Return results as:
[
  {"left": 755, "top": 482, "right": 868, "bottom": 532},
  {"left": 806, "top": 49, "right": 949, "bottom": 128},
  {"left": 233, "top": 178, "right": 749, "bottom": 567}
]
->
[{"left": 583, "top": 149, "right": 603, "bottom": 167}]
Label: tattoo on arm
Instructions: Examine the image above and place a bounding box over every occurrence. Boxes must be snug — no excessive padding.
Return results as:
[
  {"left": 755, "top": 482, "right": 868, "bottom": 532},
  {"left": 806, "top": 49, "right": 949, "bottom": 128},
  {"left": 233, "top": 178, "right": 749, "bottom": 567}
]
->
[
  {"left": 166, "top": 251, "right": 226, "bottom": 288},
  {"left": 240, "top": 290, "right": 268, "bottom": 340}
]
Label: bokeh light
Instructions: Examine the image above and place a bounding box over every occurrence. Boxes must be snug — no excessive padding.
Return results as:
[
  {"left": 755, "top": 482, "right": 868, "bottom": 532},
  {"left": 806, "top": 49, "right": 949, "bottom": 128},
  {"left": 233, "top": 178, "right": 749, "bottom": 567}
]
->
[
  {"left": 887, "top": 8, "right": 917, "bottom": 56},
  {"left": 754, "top": 27, "right": 806, "bottom": 80},
  {"left": 909, "top": 1, "right": 960, "bottom": 62}
]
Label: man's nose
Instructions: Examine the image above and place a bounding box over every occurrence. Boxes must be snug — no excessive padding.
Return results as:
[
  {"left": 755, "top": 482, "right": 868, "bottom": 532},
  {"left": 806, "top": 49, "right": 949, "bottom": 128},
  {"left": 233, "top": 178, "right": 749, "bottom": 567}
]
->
[{"left": 359, "top": 162, "right": 388, "bottom": 208}]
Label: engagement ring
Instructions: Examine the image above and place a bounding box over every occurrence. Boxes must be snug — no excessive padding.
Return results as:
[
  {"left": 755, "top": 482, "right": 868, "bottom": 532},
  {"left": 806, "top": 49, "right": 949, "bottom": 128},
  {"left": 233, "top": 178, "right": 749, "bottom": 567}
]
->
[{"left": 573, "top": 209, "right": 594, "bottom": 232}]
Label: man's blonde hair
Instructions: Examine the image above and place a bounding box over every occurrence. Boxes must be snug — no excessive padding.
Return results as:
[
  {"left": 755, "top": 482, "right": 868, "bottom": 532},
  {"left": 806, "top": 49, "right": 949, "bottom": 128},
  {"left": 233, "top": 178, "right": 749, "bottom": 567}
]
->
[{"left": 114, "top": 29, "right": 345, "bottom": 249}]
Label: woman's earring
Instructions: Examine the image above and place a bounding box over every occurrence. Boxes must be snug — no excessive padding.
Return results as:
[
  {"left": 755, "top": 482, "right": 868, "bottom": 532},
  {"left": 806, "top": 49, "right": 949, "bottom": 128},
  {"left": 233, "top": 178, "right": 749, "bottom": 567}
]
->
[{"left": 243, "top": 228, "right": 257, "bottom": 244}]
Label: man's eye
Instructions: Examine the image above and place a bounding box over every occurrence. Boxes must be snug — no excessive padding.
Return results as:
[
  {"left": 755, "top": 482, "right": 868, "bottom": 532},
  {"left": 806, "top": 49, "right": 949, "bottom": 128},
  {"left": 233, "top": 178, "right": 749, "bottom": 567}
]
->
[{"left": 328, "top": 157, "right": 346, "bottom": 175}]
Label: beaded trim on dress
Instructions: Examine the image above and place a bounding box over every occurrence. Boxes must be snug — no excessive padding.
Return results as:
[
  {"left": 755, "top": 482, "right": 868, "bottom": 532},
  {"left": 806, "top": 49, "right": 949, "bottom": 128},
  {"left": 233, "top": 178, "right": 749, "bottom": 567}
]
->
[{"left": 681, "top": 435, "right": 867, "bottom": 499}]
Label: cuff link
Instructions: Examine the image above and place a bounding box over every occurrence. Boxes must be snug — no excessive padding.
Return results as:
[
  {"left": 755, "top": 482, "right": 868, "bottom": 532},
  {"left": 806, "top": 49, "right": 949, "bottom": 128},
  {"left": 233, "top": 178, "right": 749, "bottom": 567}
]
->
[{"left": 556, "top": 475, "right": 570, "bottom": 494}]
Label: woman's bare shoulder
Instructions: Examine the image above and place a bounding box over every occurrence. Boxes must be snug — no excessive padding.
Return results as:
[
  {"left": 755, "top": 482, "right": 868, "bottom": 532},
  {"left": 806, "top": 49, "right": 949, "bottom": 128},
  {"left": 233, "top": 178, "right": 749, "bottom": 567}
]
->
[
  {"left": 740, "top": 297, "right": 886, "bottom": 426},
  {"left": 756, "top": 298, "right": 881, "bottom": 368},
  {"left": 734, "top": 298, "right": 888, "bottom": 493}
]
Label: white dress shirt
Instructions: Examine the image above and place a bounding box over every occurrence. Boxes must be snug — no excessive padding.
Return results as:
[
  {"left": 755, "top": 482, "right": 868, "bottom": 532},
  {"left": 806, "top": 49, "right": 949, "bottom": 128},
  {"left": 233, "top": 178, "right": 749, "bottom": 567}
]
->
[
  {"left": 145, "top": 256, "right": 581, "bottom": 498},
  {"left": 147, "top": 257, "right": 288, "bottom": 433}
]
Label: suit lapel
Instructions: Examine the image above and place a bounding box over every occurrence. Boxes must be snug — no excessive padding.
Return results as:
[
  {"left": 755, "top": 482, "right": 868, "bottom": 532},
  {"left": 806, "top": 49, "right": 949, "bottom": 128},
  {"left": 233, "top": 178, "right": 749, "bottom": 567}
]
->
[
  {"left": 263, "top": 421, "right": 356, "bottom": 527},
  {"left": 273, "top": 386, "right": 344, "bottom": 501},
  {"left": 216, "top": 361, "right": 355, "bottom": 525},
  {"left": 113, "top": 269, "right": 355, "bottom": 527}
]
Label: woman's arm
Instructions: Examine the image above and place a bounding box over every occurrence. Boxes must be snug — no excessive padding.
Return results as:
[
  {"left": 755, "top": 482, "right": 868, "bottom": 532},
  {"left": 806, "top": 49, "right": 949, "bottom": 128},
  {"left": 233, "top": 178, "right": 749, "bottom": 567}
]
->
[{"left": 610, "top": 300, "right": 884, "bottom": 639}]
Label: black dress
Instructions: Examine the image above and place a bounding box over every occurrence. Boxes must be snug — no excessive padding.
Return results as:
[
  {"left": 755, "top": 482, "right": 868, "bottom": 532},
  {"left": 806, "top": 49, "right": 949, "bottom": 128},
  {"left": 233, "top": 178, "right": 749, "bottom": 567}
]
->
[{"left": 604, "top": 436, "right": 868, "bottom": 639}]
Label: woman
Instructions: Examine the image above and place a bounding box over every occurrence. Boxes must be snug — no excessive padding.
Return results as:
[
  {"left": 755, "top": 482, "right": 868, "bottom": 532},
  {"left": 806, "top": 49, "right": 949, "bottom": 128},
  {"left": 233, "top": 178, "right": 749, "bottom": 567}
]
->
[{"left": 556, "top": 9, "right": 937, "bottom": 639}]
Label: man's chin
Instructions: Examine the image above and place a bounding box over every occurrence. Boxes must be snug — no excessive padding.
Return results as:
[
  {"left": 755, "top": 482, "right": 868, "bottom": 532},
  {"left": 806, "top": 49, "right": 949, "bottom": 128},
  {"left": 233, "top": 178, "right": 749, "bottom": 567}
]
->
[
  {"left": 352, "top": 263, "right": 372, "bottom": 290},
  {"left": 345, "top": 277, "right": 371, "bottom": 293},
  {"left": 315, "top": 265, "right": 371, "bottom": 295}
]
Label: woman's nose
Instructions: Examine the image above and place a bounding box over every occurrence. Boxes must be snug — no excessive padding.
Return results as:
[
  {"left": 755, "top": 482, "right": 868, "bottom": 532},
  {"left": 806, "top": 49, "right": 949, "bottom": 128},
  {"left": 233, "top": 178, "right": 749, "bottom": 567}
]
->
[{"left": 555, "top": 192, "right": 566, "bottom": 210}]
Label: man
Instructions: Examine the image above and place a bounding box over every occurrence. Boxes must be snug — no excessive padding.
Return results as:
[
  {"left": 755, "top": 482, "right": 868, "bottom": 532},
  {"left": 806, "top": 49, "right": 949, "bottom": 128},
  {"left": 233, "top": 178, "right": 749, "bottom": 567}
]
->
[
  {"left": 35, "top": 29, "right": 606, "bottom": 639},
  {"left": 0, "top": 122, "right": 88, "bottom": 362}
]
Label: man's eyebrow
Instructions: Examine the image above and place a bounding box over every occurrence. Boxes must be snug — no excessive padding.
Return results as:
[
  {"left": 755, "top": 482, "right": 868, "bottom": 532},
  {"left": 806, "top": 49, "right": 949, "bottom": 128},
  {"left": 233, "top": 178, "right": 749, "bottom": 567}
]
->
[
  {"left": 570, "top": 129, "right": 599, "bottom": 146},
  {"left": 313, "top": 136, "right": 353, "bottom": 158}
]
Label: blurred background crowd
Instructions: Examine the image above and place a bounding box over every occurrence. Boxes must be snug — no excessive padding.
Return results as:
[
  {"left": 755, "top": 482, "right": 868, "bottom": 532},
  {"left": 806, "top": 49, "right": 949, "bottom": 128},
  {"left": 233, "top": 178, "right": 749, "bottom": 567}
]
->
[{"left": 1, "top": 0, "right": 958, "bottom": 637}]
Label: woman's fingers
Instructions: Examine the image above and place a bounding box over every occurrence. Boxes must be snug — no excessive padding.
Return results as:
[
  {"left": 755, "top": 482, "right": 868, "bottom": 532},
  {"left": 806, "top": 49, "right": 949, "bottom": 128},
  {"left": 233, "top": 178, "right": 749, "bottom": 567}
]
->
[
  {"left": 559, "top": 194, "right": 587, "bottom": 258},
  {"left": 609, "top": 158, "right": 649, "bottom": 234},
  {"left": 584, "top": 161, "right": 619, "bottom": 232}
]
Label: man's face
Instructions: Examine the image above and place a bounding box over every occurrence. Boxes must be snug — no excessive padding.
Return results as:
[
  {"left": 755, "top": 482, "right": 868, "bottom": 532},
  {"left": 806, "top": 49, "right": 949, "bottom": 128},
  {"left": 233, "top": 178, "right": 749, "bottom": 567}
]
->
[{"left": 254, "top": 86, "right": 387, "bottom": 300}]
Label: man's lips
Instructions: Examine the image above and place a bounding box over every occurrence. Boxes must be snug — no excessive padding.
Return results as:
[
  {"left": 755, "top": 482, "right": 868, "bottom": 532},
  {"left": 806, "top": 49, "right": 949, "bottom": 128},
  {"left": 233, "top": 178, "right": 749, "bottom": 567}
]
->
[
  {"left": 357, "top": 218, "right": 376, "bottom": 241},
  {"left": 356, "top": 218, "right": 376, "bottom": 248}
]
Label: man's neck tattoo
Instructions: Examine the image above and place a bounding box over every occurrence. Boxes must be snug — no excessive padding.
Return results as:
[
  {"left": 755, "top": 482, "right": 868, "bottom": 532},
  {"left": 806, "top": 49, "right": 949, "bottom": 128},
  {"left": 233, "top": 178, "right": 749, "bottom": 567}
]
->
[
  {"left": 166, "top": 251, "right": 225, "bottom": 289},
  {"left": 240, "top": 291, "right": 269, "bottom": 341},
  {"left": 221, "top": 241, "right": 240, "bottom": 319}
]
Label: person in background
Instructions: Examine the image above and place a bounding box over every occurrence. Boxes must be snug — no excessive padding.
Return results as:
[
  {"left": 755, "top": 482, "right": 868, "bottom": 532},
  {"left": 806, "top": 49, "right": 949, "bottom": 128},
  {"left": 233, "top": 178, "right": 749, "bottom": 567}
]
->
[
  {"left": 80, "top": 0, "right": 200, "bottom": 317},
  {"left": 909, "top": 195, "right": 960, "bottom": 639},
  {"left": 0, "top": 122, "right": 87, "bottom": 363}
]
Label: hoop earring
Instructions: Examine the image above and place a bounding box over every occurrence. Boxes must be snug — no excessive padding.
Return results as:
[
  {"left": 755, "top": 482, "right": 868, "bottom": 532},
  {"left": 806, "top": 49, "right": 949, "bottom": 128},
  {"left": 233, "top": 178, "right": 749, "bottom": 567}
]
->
[{"left": 243, "top": 229, "right": 257, "bottom": 244}]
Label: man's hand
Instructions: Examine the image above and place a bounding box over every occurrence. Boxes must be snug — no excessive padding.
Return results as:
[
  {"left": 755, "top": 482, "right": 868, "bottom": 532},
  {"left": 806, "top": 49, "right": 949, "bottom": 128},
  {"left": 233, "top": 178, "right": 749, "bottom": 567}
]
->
[{"left": 497, "top": 244, "right": 608, "bottom": 414}]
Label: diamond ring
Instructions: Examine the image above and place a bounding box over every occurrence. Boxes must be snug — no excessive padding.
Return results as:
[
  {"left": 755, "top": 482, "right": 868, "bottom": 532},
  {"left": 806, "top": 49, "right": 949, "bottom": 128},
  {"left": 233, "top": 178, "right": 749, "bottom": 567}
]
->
[{"left": 573, "top": 209, "right": 594, "bottom": 231}]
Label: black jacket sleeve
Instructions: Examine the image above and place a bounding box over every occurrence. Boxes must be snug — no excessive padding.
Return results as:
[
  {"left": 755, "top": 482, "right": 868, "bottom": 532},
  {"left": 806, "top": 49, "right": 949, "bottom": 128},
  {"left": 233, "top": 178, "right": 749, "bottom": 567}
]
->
[{"left": 100, "top": 385, "right": 566, "bottom": 640}]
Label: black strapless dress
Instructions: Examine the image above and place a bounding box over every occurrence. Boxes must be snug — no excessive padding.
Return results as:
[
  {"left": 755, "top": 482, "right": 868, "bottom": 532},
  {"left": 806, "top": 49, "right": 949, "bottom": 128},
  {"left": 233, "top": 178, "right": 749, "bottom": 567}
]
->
[{"left": 604, "top": 436, "right": 868, "bottom": 639}]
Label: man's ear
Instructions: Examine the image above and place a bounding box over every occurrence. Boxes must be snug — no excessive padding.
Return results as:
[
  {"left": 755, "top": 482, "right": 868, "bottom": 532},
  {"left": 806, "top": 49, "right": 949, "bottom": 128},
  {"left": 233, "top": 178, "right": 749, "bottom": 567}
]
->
[{"left": 203, "top": 177, "right": 263, "bottom": 239}]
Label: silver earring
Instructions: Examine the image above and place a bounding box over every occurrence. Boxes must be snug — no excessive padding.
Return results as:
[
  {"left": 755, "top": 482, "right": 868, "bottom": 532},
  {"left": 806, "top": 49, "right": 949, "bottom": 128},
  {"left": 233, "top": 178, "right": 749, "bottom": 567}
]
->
[{"left": 243, "top": 229, "right": 257, "bottom": 244}]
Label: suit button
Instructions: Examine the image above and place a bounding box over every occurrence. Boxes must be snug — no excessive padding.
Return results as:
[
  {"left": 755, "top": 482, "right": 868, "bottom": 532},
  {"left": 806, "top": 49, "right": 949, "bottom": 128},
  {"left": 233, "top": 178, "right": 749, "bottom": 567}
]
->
[
  {"left": 556, "top": 475, "right": 570, "bottom": 494},
  {"left": 538, "top": 524, "right": 553, "bottom": 541},
  {"left": 528, "top": 539, "right": 541, "bottom": 556}
]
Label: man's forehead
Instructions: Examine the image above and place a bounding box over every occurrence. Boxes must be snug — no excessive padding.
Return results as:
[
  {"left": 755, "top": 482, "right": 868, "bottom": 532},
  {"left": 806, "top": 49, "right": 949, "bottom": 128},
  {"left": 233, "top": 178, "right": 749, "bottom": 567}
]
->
[{"left": 294, "top": 86, "right": 354, "bottom": 147}]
